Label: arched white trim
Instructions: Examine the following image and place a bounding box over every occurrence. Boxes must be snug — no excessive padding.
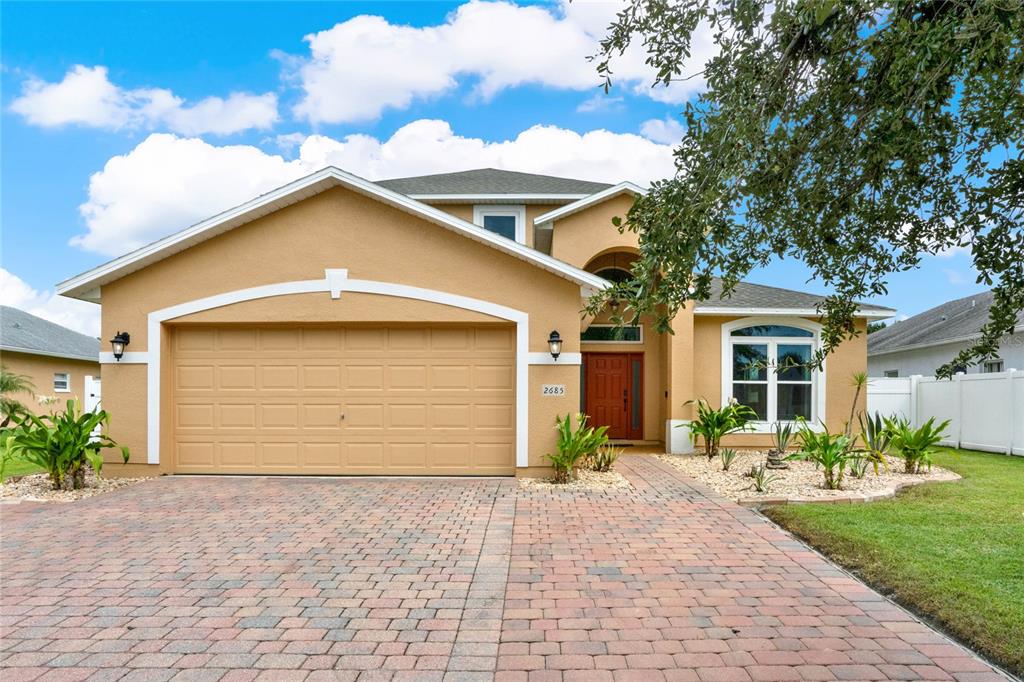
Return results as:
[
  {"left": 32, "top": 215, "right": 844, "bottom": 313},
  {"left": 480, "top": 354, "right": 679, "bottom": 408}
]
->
[
  {"left": 143, "top": 270, "right": 537, "bottom": 467},
  {"left": 720, "top": 316, "right": 827, "bottom": 431}
]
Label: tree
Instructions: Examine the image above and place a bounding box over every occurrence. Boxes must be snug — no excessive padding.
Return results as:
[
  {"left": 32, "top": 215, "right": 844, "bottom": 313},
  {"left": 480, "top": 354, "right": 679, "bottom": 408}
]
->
[
  {"left": 593, "top": 0, "right": 1023, "bottom": 378},
  {"left": 0, "top": 367, "right": 34, "bottom": 428},
  {"left": 867, "top": 321, "right": 888, "bottom": 334}
]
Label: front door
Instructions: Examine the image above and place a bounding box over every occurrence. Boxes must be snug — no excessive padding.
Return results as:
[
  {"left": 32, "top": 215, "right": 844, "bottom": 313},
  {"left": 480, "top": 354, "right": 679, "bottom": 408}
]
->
[{"left": 583, "top": 353, "right": 643, "bottom": 440}]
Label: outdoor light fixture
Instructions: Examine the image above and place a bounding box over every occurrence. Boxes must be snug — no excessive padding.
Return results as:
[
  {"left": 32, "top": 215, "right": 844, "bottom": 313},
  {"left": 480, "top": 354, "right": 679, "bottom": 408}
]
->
[
  {"left": 110, "top": 331, "right": 130, "bottom": 361},
  {"left": 547, "top": 330, "right": 563, "bottom": 361}
]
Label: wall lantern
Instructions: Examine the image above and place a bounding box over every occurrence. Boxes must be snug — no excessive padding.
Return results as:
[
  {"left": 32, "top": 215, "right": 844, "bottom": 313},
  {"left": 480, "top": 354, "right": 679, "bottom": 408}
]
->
[
  {"left": 110, "top": 331, "right": 130, "bottom": 361},
  {"left": 547, "top": 330, "right": 563, "bottom": 361}
]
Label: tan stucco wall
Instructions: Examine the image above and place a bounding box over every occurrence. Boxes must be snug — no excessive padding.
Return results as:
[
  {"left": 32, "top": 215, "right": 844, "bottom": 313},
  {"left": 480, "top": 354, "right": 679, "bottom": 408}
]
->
[
  {"left": 99, "top": 186, "right": 586, "bottom": 473},
  {"left": 549, "top": 194, "right": 637, "bottom": 269},
  {"left": 690, "top": 315, "right": 868, "bottom": 447},
  {"left": 425, "top": 203, "right": 562, "bottom": 251},
  {"left": 0, "top": 351, "right": 99, "bottom": 414}
]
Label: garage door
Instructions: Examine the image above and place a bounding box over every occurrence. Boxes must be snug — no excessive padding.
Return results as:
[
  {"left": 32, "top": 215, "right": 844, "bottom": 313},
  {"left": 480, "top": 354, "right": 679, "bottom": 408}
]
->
[{"left": 171, "top": 325, "right": 516, "bottom": 475}]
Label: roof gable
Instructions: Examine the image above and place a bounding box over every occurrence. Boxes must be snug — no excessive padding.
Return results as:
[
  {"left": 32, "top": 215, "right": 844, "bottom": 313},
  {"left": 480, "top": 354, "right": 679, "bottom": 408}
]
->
[
  {"left": 1, "top": 306, "right": 99, "bottom": 361},
  {"left": 533, "top": 182, "right": 645, "bottom": 225},
  {"left": 695, "top": 279, "right": 894, "bottom": 318},
  {"left": 57, "top": 167, "right": 611, "bottom": 302}
]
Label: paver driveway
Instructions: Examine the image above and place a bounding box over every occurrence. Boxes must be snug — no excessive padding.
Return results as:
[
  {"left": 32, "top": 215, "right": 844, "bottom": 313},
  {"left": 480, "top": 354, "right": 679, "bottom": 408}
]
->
[{"left": 1, "top": 456, "right": 1006, "bottom": 682}]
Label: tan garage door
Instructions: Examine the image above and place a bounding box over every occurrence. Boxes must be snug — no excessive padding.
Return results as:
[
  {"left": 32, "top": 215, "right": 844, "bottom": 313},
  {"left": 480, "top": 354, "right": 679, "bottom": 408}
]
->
[{"left": 171, "top": 325, "right": 516, "bottom": 475}]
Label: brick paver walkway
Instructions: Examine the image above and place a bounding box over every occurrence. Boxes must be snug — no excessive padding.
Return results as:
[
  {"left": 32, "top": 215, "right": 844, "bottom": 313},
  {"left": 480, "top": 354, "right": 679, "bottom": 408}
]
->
[{"left": 0, "top": 455, "right": 1007, "bottom": 681}]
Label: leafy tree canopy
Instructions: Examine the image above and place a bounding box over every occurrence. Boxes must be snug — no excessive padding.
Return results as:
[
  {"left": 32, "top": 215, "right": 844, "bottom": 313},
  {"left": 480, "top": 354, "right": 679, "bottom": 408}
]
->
[{"left": 592, "top": 0, "right": 1023, "bottom": 378}]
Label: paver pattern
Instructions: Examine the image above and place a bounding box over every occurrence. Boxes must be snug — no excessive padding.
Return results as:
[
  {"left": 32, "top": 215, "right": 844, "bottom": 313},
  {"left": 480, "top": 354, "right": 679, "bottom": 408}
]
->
[{"left": 1, "top": 456, "right": 1006, "bottom": 681}]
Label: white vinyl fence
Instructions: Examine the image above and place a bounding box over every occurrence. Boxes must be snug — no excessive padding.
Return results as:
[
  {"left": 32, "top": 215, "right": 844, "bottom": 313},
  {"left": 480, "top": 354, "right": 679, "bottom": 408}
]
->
[{"left": 866, "top": 370, "right": 1024, "bottom": 456}]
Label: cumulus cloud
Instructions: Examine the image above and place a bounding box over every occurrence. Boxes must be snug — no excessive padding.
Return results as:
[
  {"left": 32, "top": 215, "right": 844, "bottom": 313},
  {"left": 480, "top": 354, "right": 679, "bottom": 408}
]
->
[
  {"left": 640, "top": 116, "right": 686, "bottom": 144},
  {"left": 289, "top": 0, "right": 715, "bottom": 123},
  {"left": 73, "top": 120, "right": 675, "bottom": 256},
  {"left": 10, "top": 65, "right": 278, "bottom": 135},
  {"left": 0, "top": 268, "right": 100, "bottom": 337}
]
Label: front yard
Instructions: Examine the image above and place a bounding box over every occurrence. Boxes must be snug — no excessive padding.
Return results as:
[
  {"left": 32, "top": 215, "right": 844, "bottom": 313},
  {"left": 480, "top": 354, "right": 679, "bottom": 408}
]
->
[{"left": 765, "top": 448, "right": 1024, "bottom": 677}]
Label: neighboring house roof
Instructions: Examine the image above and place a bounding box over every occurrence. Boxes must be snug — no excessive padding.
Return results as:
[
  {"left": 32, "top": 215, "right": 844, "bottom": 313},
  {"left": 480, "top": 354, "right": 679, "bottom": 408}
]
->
[
  {"left": 868, "top": 290, "right": 1024, "bottom": 355},
  {"left": 694, "top": 279, "right": 895, "bottom": 319},
  {"left": 1, "top": 306, "right": 99, "bottom": 362},
  {"left": 57, "top": 167, "right": 611, "bottom": 303},
  {"left": 533, "top": 182, "right": 645, "bottom": 225},
  {"left": 376, "top": 168, "right": 612, "bottom": 202}
]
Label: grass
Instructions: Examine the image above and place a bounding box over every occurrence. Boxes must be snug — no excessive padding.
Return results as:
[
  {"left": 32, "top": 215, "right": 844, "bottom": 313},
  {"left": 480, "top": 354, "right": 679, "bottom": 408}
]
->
[
  {"left": 765, "top": 448, "right": 1024, "bottom": 677},
  {"left": 0, "top": 459, "right": 44, "bottom": 481}
]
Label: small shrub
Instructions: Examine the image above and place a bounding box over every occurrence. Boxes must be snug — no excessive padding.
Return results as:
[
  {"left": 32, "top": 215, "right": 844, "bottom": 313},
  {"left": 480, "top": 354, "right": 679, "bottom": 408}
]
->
[
  {"left": 787, "top": 420, "right": 855, "bottom": 490},
  {"left": 857, "top": 411, "right": 891, "bottom": 475},
  {"left": 719, "top": 448, "right": 738, "bottom": 471},
  {"left": 546, "top": 413, "right": 609, "bottom": 483},
  {"left": 848, "top": 456, "right": 869, "bottom": 479},
  {"left": 771, "top": 421, "right": 794, "bottom": 454},
  {"left": 885, "top": 416, "right": 950, "bottom": 474},
  {"left": 590, "top": 445, "right": 620, "bottom": 472},
  {"left": 684, "top": 398, "right": 757, "bottom": 461},
  {"left": 749, "top": 464, "right": 779, "bottom": 493}
]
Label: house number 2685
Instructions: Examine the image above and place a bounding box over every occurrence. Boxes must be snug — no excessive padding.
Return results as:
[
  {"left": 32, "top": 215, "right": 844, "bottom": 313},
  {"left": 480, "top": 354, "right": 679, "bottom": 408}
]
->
[{"left": 542, "top": 384, "right": 566, "bottom": 396}]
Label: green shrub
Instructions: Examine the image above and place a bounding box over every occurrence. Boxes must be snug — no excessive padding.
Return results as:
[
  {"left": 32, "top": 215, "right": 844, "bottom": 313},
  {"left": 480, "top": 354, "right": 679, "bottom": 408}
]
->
[
  {"left": 590, "top": 445, "right": 620, "bottom": 472},
  {"left": 749, "top": 464, "right": 779, "bottom": 493},
  {"left": 771, "top": 420, "right": 793, "bottom": 454},
  {"left": 856, "top": 411, "right": 891, "bottom": 475},
  {"left": 546, "top": 413, "right": 609, "bottom": 483},
  {"left": 787, "top": 420, "right": 855, "bottom": 490},
  {"left": 684, "top": 398, "right": 757, "bottom": 461},
  {"left": 885, "top": 416, "right": 951, "bottom": 474},
  {"left": 719, "top": 448, "right": 738, "bottom": 471},
  {"left": 848, "top": 456, "right": 869, "bottom": 479},
  {"left": 2, "top": 399, "right": 129, "bottom": 490}
]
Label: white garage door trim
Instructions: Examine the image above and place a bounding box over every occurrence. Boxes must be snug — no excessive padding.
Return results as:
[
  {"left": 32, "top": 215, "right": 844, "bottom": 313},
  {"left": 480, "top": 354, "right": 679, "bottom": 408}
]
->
[{"left": 120, "top": 269, "right": 549, "bottom": 468}]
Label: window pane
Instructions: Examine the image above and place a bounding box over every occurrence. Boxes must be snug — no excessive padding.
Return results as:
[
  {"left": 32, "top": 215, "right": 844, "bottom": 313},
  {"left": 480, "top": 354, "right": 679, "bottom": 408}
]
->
[
  {"left": 594, "top": 267, "right": 632, "bottom": 284},
  {"left": 732, "top": 344, "right": 767, "bottom": 380},
  {"left": 732, "top": 383, "right": 767, "bottom": 420},
  {"left": 582, "top": 326, "right": 641, "bottom": 342},
  {"left": 631, "top": 359, "right": 642, "bottom": 430},
  {"left": 482, "top": 214, "right": 517, "bottom": 240},
  {"left": 776, "top": 344, "right": 812, "bottom": 380},
  {"left": 730, "top": 325, "right": 813, "bottom": 338},
  {"left": 777, "top": 383, "right": 812, "bottom": 421}
]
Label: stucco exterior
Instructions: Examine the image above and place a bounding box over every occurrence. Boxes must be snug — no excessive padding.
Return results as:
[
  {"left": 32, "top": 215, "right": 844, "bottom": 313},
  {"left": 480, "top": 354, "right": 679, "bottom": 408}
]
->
[{"left": 0, "top": 351, "right": 99, "bottom": 414}]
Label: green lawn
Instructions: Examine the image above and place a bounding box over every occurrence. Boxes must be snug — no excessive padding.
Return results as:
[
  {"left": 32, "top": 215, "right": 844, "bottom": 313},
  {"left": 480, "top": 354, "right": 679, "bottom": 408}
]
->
[
  {"left": 1, "top": 459, "right": 44, "bottom": 481},
  {"left": 765, "top": 448, "right": 1024, "bottom": 677}
]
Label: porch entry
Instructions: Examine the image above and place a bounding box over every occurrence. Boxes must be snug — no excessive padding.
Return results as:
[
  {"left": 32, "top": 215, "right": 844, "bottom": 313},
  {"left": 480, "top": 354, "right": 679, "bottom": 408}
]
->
[{"left": 583, "top": 352, "right": 643, "bottom": 440}]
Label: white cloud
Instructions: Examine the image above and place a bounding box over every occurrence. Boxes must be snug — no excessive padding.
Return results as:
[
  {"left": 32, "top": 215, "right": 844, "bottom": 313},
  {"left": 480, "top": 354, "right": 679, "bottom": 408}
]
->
[
  {"left": 290, "top": 0, "right": 715, "bottom": 123},
  {"left": 943, "top": 268, "right": 969, "bottom": 285},
  {"left": 576, "top": 94, "right": 623, "bottom": 113},
  {"left": 0, "top": 268, "right": 100, "bottom": 337},
  {"left": 73, "top": 120, "right": 675, "bottom": 256},
  {"left": 640, "top": 116, "right": 686, "bottom": 144},
  {"left": 10, "top": 65, "right": 278, "bottom": 136}
]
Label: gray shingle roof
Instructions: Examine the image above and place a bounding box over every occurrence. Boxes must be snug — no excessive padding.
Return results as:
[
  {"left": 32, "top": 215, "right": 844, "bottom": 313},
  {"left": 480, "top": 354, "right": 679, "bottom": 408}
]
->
[
  {"left": 695, "top": 279, "right": 894, "bottom": 315},
  {"left": 1, "top": 306, "right": 99, "bottom": 362},
  {"left": 376, "top": 168, "right": 613, "bottom": 196},
  {"left": 868, "top": 290, "right": 1023, "bottom": 355}
]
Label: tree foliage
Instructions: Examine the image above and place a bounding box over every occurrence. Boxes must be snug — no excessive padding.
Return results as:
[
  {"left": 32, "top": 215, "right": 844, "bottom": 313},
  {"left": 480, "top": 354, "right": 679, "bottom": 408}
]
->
[{"left": 593, "top": 0, "right": 1023, "bottom": 377}]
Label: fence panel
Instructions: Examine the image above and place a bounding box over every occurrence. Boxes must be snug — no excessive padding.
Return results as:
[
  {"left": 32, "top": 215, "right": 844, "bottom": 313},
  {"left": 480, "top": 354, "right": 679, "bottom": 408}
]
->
[{"left": 866, "top": 377, "right": 912, "bottom": 420}]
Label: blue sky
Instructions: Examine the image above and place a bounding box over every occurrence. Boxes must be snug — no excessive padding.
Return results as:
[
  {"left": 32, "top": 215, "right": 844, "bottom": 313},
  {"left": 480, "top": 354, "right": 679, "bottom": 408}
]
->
[{"left": 1, "top": 1, "right": 985, "bottom": 336}]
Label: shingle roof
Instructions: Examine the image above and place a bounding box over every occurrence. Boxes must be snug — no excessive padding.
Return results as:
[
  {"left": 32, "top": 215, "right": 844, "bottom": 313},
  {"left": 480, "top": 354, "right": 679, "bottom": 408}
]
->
[
  {"left": 376, "top": 168, "right": 613, "bottom": 196},
  {"left": 868, "top": 290, "right": 1023, "bottom": 355},
  {"left": 695, "top": 279, "right": 894, "bottom": 316},
  {"left": 1, "top": 306, "right": 99, "bottom": 362}
]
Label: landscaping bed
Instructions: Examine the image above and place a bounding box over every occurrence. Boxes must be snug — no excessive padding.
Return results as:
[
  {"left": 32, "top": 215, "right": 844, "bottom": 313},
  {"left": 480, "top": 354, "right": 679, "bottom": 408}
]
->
[
  {"left": 765, "top": 448, "right": 1024, "bottom": 678},
  {"left": 658, "top": 450, "right": 958, "bottom": 504},
  {"left": 519, "top": 469, "right": 630, "bottom": 491},
  {"left": 0, "top": 471, "right": 150, "bottom": 503}
]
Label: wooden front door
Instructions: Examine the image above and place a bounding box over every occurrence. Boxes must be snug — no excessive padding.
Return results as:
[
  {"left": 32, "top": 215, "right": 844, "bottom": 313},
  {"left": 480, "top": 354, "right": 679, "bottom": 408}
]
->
[{"left": 583, "top": 353, "right": 643, "bottom": 440}]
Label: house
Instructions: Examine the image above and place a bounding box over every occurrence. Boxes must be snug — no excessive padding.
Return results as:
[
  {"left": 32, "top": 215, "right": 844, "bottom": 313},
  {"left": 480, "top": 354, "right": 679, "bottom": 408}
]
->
[
  {"left": 56, "top": 167, "right": 893, "bottom": 476},
  {"left": 868, "top": 290, "right": 1024, "bottom": 377},
  {"left": 0, "top": 306, "right": 101, "bottom": 413}
]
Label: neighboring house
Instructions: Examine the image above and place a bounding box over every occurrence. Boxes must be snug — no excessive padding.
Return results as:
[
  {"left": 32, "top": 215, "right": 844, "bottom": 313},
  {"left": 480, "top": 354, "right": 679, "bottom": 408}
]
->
[
  {"left": 0, "top": 306, "right": 101, "bottom": 412},
  {"left": 868, "top": 290, "right": 1024, "bottom": 377},
  {"left": 56, "top": 167, "right": 892, "bottom": 476}
]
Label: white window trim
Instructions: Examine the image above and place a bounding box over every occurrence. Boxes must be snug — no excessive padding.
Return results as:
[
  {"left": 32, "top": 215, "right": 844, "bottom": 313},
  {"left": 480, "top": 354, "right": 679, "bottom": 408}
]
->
[
  {"left": 720, "top": 317, "right": 826, "bottom": 432},
  {"left": 983, "top": 359, "right": 1004, "bottom": 373},
  {"left": 581, "top": 323, "right": 644, "bottom": 344},
  {"left": 473, "top": 205, "right": 526, "bottom": 244},
  {"left": 53, "top": 372, "right": 71, "bottom": 393},
  {"left": 883, "top": 370, "right": 899, "bottom": 378}
]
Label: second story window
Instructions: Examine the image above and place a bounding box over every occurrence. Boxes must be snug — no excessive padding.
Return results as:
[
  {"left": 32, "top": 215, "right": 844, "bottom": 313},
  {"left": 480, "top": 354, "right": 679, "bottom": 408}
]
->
[{"left": 473, "top": 205, "right": 525, "bottom": 243}]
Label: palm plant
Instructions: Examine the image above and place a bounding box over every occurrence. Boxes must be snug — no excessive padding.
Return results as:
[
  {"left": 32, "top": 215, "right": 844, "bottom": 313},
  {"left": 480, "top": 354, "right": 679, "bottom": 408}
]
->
[
  {"left": 845, "top": 372, "right": 868, "bottom": 438},
  {"left": 547, "top": 413, "right": 609, "bottom": 483},
  {"left": 684, "top": 398, "right": 757, "bottom": 461},
  {"left": 3, "top": 399, "right": 129, "bottom": 490},
  {"left": 787, "top": 420, "right": 855, "bottom": 490},
  {"left": 766, "top": 420, "right": 793, "bottom": 469},
  {"left": 885, "top": 416, "right": 951, "bottom": 474},
  {"left": 0, "top": 367, "right": 34, "bottom": 428},
  {"left": 719, "top": 448, "right": 738, "bottom": 471},
  {"left": 857, "top": 411, "right": 891, "bottom": 475}
]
